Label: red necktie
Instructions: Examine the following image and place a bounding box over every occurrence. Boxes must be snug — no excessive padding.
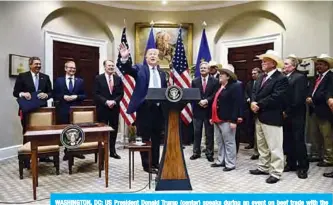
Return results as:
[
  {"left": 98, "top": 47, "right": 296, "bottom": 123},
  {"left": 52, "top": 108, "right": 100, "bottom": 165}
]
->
[
  {"left": 312, "top": 74, "right": 323, "bottom": 95},
  {"left": 109, "top": 75, "right": 114, "bottom": 94},
  {"left": 203, "top": 78, "right": 207, "bottom": 92}
]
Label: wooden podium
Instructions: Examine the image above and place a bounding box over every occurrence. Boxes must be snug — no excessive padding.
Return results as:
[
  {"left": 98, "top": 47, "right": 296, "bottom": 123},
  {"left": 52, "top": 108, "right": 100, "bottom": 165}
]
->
[{"left": 145, "top": 87, "right": 200, "bottom": 191}]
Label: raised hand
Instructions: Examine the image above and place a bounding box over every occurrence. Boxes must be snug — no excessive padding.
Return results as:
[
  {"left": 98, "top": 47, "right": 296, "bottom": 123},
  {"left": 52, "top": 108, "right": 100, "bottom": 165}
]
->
[{"left": 118, "top": 42, "right": 130, "bottom": 59}]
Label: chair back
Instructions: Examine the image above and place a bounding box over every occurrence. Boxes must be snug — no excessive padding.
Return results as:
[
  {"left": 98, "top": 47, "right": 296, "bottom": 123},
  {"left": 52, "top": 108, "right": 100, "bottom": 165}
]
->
[
  {"left": 27, "top": 107, "right": 56, "bottom": 128},
  {"left": 70, "top": 106, "right": 96, "bottom": 124}
]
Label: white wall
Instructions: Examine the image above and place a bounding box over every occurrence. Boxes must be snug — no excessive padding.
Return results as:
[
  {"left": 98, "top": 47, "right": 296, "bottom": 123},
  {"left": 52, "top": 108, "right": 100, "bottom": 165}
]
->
[{"left": 0, "top": 1, "right": 332, "bottom": 151}]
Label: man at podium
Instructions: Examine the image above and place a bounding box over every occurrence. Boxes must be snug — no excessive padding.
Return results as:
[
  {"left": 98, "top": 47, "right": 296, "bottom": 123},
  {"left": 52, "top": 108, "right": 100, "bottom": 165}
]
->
[{"left": 118, "top": 43, "right": 168, "bottom": 174}]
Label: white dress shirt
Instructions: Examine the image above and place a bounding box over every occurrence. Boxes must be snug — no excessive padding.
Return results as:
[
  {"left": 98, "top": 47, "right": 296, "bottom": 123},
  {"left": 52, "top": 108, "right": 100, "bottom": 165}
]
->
[{"left": 148, "top": 65, "right": 161, "bottom": 88}]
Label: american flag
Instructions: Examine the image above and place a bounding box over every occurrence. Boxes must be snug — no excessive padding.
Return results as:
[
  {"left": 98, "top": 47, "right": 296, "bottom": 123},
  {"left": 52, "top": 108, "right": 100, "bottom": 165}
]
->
[
  {"left": 169, "top": 28, "right": 193, "bottom": 124},
  {"left": 116, "top": 27, "right": 136, "bottom": 126}
]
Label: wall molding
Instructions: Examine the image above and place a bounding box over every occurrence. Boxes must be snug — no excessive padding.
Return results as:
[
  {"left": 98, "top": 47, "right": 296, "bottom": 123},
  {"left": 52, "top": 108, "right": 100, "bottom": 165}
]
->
[
  {"left": 219, "top": 33, "right": 283, "bottom": 67},
  {"left": 0, "top": 145, "right": 21, "bottom": 161}
]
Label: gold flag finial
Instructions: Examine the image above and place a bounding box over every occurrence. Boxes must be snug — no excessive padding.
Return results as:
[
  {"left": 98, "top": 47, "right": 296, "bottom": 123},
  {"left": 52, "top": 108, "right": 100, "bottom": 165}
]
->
[
  {"left": 150, "top": 20, "right": 155, "bottom": 26},
  {"left": 124, "top": 18, "right": 126, "bottom": 27},
  {"left": 202, "top": 21, "right": 207, "bottom": 28}
]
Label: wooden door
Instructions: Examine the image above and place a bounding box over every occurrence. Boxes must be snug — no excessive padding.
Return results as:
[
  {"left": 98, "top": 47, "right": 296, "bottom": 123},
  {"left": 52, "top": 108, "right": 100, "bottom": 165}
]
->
[
  {"left": 228, "top": 43, "right": 273, "bottom": 87},
  {"left": 228, "top": 43, "right": 273, "bottom": 144},
  {"left": 53, "top": 41, "right": 99, "bottom": 105}
]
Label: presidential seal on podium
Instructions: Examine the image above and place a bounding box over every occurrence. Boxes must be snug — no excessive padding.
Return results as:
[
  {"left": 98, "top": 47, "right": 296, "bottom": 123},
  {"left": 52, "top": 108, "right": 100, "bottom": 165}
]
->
[{"left": 165, "top": 85, "right": 183, "bottom": 103}]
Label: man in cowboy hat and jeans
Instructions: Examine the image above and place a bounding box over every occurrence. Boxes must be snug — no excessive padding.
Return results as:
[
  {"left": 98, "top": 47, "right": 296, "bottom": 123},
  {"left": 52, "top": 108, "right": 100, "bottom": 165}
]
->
[
  {"left": 306, "top": 54, "right": 333, "bottom": 170},
  {"left": 249, "top": 50, "right": 289, "bottom": 184}
]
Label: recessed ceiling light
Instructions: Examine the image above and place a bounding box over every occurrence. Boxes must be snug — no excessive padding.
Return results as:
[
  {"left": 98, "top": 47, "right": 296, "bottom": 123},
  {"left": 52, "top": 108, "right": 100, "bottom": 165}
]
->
[{"left": 162, "top": 0, "right": 167, "bottom": 5}]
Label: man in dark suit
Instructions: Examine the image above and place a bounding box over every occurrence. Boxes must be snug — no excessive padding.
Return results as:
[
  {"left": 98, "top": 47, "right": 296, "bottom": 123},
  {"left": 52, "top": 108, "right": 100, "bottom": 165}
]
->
[
  {"left": 282, "top": 55, "right": 309, "bottom": 179},
  {"left": 306, "top": 54, "right": 333, "bottom": 168},
  {"left": 53, "top": 61, "right": 86, "bottom": 160},
  {"left": 94, "top": 60, "right": 124, "bottom": 159},
  {"left": 245, "top": 67, "right": 261, "bottom": 159},
  {"left": 324, "top": 66, "right": 333, "bottom": 178},
  {"left": 190, "top": 61, "right": 219, "bottom": 162},
  {"left": 118, "top": 44, "right": 168, "bottom": 174},
  {"left": 208, "top": 61, "right": 220, "bottom": 79},
  {"left": 249, "top": 50, "right": 288, "bottom": 184},
  {"left": 13, "top": 56, "right": 53, "bottom": 162}
]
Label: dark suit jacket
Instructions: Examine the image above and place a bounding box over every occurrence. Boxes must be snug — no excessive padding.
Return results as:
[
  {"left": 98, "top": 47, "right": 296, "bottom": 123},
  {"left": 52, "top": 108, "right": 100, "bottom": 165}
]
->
[
  {"left": 120, "top": 61, "right": 168, "bottom": 114},
  {"left": 93, "top": 74, "right": 124, "bottom": 120},
  {"left": 13, "top": 71, "right": 52, "bottom": 107},
  {"left": 245, "top": 80, "right": 256, "bottom": 101},
  {"left": 236, "top": 80, "right": 245, "bottom": 119},
  {"left": 252, "top": 70, "right": 289, "bottom": 126},
  {"left": 214, "top": 81, "right": 241, "bottom": 123},
  {"left": 53, "top": 76, "right": 86, "bottom": 123},
  {"left": 308, "top": 71, "right": 333, "bottom": 121},
  {"left": 284, "top": 71, "right": 308, "bottom": 118},
  {"left": 191, "top": 76, "right": 219, "bottom": 119}
]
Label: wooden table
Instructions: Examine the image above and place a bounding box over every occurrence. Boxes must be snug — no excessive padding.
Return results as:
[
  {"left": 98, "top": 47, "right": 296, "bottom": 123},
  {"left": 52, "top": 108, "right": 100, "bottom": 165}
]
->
[
  {"left": 125, "top": 142, "right": 152, "bottom": 189},
  {"left": 24, "top": 123, "right": 113, "bottom": 200}
]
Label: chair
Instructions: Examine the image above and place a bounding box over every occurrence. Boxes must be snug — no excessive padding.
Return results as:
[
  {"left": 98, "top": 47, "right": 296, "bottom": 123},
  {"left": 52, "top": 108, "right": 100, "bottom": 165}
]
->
[
  {"left": 18, "top": 107, "right": 60, "bottom": 179},
  {"left": 67, "top": 106, "right": 104, "bottom": 176}
]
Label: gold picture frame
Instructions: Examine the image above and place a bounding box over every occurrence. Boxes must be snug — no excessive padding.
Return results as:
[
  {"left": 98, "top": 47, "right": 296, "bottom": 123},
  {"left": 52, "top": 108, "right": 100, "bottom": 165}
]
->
[
  {"left": 135, "top": 22, "right": 193, "bottom": 70},
  {"left": 9, "top": 54, "right": 30, "bottom": 77}
]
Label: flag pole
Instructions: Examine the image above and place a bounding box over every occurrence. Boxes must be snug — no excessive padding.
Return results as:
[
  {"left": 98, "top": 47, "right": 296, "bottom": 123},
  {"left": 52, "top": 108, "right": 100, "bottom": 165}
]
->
[{"left": 124, "top": 18, "right": 126, "bottom": 28}]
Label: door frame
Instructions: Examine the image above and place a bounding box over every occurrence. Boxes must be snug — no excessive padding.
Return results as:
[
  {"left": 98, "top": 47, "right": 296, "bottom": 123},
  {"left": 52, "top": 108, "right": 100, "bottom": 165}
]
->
[
  {"left": 44, "top": 30, "right": 108, "bottom": 83},
  {"left": 218, "top": 33, "right": 283, "bottom": 66}
]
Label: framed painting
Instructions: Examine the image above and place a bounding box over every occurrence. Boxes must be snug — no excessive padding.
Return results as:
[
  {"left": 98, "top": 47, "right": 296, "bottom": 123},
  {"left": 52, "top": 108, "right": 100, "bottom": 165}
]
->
[
  {"left": 135, "top": 22, "right": 193, "bottom": 70},
  {"left": 297, "top": 56, "right": 316, "bottom": 77},
  {"left": 9, "top": 54, "right": 30, "bottom": 77}
]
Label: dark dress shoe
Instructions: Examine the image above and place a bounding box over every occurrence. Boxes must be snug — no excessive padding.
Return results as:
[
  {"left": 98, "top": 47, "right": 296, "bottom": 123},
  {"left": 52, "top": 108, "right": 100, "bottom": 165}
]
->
[
  {"left": 211, "top": 163, "right": 224, "bottom": 167},
  {"left": 308, "top": 157, "right": 321, "bottom": 162},
  {"left": 110, "top": 153, "right": 121, "bottom": 159},
  {"left": 245, "top": 144, "right": 254, "bottom": 149},
  {"left": 249, "top": 169, "right": 269, "bottom": 175},
  {"left": 152, "top": 164, "right": 159, "bottom": 170},
  {"left": 39, "top": 157, "right": 53, "bottom": 163},
  {"left": 143, "top": 168, "right": 158, "bottom": 174},
  {"left": 297, "top": 170, "right": 308, "bottom": 179},
  {"left": 190, "top": 155, "right": 200, "bottom": 160},
  {"left": 75, "top": 154, "right": 85, "bottom": 159},
  {"left": 250, "top": 155, "right": 259, "bottom": 160},
  {"left": 223, "top": 167, "right": 235, "bottom": 172},
  {"left": 63, "top": 155, "right": 68, "bottom": 161},
  {"left": 283, "top": 165, "right": 296, "bottom": 172},
  {"left": 266, "top": 176, "right": 279, "bottom": 184},
  {"left": 323, "top": 171, "right": 333, "bottom": 178},
  {"left": 207, "top": 156, "right": 214, "bottom": 162},
  {"left": 317, "top": 161, "right": 333, "bottom": 167}
]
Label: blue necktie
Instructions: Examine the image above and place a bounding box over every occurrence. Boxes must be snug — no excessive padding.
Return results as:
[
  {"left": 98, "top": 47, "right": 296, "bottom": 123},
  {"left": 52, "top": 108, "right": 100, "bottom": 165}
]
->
[
  {"left": 68, "top": 77, "right": 74, "bottom": 93},
  {"left": 34, "top": 74, "right": 39, "bottom": 92},
  {"left": 152, "top": 68, "right": 159, "bottom": 88}
]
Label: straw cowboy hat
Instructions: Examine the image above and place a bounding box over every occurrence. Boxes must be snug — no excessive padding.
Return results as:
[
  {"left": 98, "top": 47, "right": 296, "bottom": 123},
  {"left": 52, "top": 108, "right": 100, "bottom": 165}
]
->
[
  {"left": 257, "top": 50, "right": 284, "bottom": 68},
  {"left": 312, "top": 54, "right": 333, "bottom": 68},
  {"left": 208, "top": 60, "right": 222, "bottom": 69},
  {"left": 217, "top": 64, "right": 237, "bottom": 81},
  {"left": 287, "top": 54, "right": 302, "bottom": 64}
]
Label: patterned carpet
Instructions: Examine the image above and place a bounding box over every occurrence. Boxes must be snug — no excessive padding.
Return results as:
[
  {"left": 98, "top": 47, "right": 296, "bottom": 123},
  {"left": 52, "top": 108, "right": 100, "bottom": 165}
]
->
[{"left": 0, "top": 144, "right": 332, "bottom": 204}]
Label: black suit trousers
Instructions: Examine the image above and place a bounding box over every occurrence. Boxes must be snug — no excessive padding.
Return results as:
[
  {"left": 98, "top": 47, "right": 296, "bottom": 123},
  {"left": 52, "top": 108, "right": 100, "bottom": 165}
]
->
[
  {"left": 97, "top": 108, "right": 119, "bottom": 154},
  {"left": 193, "top": 117, "right": 214, "bottom": 157},
  {"left": 136, "top": 103, "right": 164, "bottom": 169},
  {"left": 283, "top": 113, "right": 309, "bottom": 171}
]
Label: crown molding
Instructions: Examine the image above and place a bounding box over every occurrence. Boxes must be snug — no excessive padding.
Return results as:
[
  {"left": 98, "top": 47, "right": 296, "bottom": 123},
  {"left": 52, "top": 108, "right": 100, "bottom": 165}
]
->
[{"left": 86, "top": 1, "right": 249, "bottom": 11}]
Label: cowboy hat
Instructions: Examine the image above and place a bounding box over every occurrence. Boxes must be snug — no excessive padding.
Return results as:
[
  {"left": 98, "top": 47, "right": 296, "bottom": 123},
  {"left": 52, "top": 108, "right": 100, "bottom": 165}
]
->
[
  {"left": 257, "top": 50, "right": 284, "bottom": 68},
  {"left": 286, "top": 54, "right": 302, "bottom": 64},
  {"left": 208, "top": 60, "right": 222, "bottom": 69},
  {"left": 217, "top": 64, "right": 237, "bottom": 81},
  {"left": 312, "top": 54, "right": 333, "bottom": 68}
]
